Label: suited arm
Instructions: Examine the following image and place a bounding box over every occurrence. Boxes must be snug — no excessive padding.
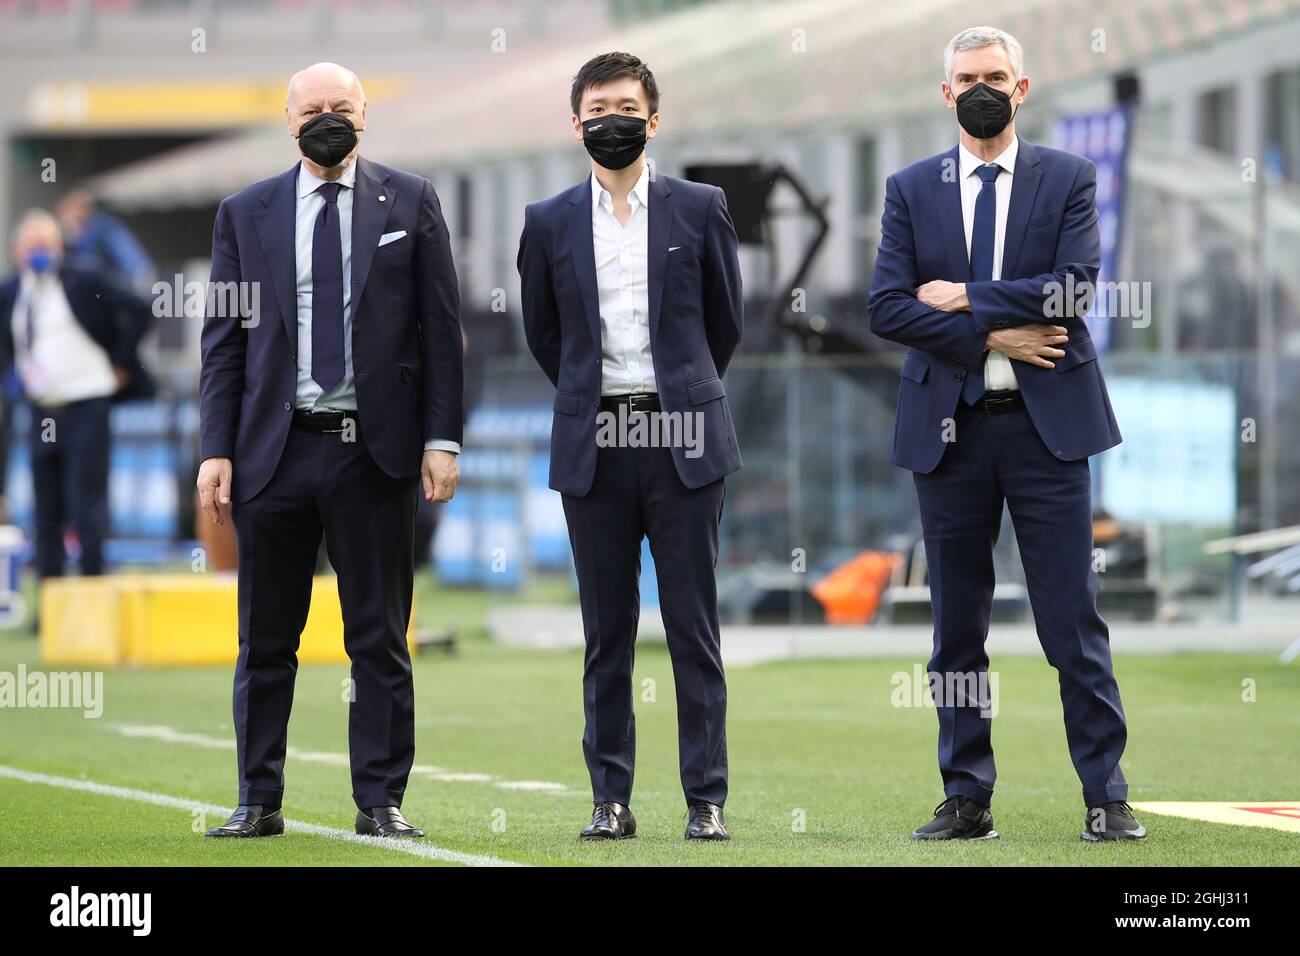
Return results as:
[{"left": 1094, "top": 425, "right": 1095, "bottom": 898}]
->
[
  {"left": 414, "top": 178, "right": 465, "bottom": 448},
  {"left": 868, "top": 174, "right": 988, "bottom": 367},
  {"left": 702, "top": 186, "right": 743, "bottom": 375},
  {"left": 965, "top": 159, "right": 1100, "bottom": 332},
  {"left": 516, "top": 203, "right": 561, "bottom": 388},
  {"left": 198, "top": 199, "right": 246, "bottom": 461}
]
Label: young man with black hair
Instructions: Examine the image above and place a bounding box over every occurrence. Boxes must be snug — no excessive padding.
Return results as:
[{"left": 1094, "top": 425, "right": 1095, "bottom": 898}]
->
[{"left": 517, "top": 52, "right": 744, "bottom": 841}]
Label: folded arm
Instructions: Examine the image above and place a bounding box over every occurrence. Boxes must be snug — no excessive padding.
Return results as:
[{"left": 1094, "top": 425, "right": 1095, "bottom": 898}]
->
[
  {"left": 867, "top": 174, "right": 988, "bottom": 367},
  {"left": 964, "top": 159, "right": 1100, "bottom": 333}
]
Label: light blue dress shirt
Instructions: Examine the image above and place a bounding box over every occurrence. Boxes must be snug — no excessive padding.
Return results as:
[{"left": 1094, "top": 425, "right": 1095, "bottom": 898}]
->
[{"left": 294, "top": 160, "right": 459, "bottom": 454}]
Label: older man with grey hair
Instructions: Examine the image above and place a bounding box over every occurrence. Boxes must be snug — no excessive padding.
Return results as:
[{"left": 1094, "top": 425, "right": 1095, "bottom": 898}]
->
[
  {"left": 869, "top": 27, "right": 1144, "bottom": 843},
  {"left": 198, "top": 62, "right": 464, "bottom": 840},
  {"left": 0, "top": 209, "right": 152, "bottom": 590}
]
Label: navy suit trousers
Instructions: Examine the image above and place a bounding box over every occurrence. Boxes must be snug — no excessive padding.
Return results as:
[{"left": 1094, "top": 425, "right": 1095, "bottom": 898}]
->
[
  {"left": 913, "top": 401, "right": 1129, "bottom": 807},
  {"left": 30, "top": 396, "right": 111, "bottom": 578},
  {"left": 561, "top": 440, "right": 728, "bottom": 807},
  {"left": 231, "top": 425, "right": 418, "bottom": 811}
]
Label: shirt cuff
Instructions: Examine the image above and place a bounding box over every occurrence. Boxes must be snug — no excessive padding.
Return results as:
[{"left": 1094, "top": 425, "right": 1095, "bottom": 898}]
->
[{"left": 424, "top": 439, "right": 461, "bottom": 455}]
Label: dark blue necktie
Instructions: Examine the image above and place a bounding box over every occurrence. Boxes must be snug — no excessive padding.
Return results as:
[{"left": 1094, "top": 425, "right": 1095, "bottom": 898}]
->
[
  {"left": 962, "top": 163, "right": 1001, "bottom": 405},
  {"left": 311, "top": 181, "right": 345, "bottom": 391}
]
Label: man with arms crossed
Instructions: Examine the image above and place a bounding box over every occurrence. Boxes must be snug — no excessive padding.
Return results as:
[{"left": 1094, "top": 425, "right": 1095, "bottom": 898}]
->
[
  {"left": 868, "top": 27, "right": 1144, "bottom": 842},
  {"left": 517, "top": 52, "right": 743, "bottom": 841},
  {"left": 197, "top": 62, "right": 463, "bottom": 839}
]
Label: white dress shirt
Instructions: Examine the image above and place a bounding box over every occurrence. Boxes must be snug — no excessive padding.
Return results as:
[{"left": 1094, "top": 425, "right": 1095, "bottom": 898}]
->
[
  {"left": 959, "top": 138, "right": 1019, "bottom": 392},
  {"left": 294, "top": 160, "right": 458, "bottom": 454},
  {"left": 591, "top": 163, "right": 655, "bottom": 396},
  {"left": 11, "top": 270, "right": 117, "bottom": 407}
]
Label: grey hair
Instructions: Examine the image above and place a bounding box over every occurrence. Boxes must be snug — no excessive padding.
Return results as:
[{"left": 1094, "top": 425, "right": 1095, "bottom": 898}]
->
[
  {"left": 944, "top": 26, "right": 1024, "bottom": 83},
  {"left": 13, "top": 208, "right": 61, "bottom": 242}
]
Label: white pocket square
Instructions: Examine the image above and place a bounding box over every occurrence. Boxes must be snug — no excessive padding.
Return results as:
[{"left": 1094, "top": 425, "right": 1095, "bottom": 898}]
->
[
  {"left": 378, "top": 230, "right": 407, "bottom": 247},
  {"left": 668, "top": 245, "right": 682, "bottom": 252}
]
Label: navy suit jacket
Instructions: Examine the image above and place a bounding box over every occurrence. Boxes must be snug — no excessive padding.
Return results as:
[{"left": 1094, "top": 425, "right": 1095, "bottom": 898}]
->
[
  {"left": 517, "top": 172, "right": 743, "bottom": 496},
  {"left": 0, "top": 265, "right": 155, "bottom": 402},
  {"left": 868, "top": 137, "right": 1121, "bottom": 473},
  {"left": 199, "top": 156, "right": 464, "bottom": 503}
]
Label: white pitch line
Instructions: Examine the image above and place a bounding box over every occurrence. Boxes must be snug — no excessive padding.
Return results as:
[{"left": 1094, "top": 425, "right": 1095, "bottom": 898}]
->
[
  {"left": 111, "top": 723, "right": 579, "bottom": 793},
  {"left": 0, "top": 765, "right": 524, "bottom": 867}
]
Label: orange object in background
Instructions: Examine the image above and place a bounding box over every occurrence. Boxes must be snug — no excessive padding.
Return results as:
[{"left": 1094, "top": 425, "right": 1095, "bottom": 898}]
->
[
  {"left": 811, "top": 551, "right": 902, "bottom": 625},
  {"left": 194, "top": 491, "right": 238, "bottom": 572}
]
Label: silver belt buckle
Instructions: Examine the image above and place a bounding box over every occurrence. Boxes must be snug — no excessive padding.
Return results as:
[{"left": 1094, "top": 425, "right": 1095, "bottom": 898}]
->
[{"left": 322, "top": 413, "right": 351, "bottom": 433}]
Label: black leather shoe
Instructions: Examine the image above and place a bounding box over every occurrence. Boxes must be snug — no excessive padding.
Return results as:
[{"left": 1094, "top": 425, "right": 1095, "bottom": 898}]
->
[
  {"left": 910, "top": 796, "right": 999, "bottom": 840},
  {"left": 356, "top": 806, "right": 424, "bottom": 839},
  {"left": 684, "top": 801, "right": 730, "bottom": 841},
  {"left": 580, "top": 802, "right": 637, "bottom": 840},
  {"left": 205, "top": 804, "right": 284, "bottom": 838},
  {"left": 1082, "top": 801, "right": 1148, "bottom": 841}
]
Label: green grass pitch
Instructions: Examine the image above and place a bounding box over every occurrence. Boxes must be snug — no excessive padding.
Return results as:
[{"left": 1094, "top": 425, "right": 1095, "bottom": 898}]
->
[{"left": 1, "top": 582, "right": 1297, "bottom": 866}]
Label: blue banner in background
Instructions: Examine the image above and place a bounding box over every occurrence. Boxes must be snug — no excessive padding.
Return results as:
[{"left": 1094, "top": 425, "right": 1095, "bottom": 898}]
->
[{"left": 1054, "top": 105, "right": 1132, "bottom": 353}]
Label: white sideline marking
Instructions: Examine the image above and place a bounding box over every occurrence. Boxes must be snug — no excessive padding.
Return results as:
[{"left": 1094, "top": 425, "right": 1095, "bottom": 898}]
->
[
  {"left": 112, "top": 723, "right": 578, "bottom": 794},
  {"left": 0, "top": 765, "right": 524, "bottom": 867}
]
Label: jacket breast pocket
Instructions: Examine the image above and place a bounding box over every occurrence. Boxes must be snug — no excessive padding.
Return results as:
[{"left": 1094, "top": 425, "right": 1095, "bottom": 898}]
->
[
  {"left": 668, "top": 239, "right": 703, "bottom": 260},
  {"left": 374, "top": 234, "right": 412, "bottom": 261},
  {"left": 1027, "top": 210, "right": 1062, "bottom": 231}
]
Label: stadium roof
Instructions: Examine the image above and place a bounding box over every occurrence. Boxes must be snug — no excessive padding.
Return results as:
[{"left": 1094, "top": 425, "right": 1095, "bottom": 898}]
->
[{"left": 90, "top": 0, "right": 1300, "bottom": 209}]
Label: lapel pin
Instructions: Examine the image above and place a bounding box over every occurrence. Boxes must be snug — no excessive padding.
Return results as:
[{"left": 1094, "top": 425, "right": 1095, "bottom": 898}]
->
[{"left": 378, "top": 195, "right": 386, "bottom": 202}]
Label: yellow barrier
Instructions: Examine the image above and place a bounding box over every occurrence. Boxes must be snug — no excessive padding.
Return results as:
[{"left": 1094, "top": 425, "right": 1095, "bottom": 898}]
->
[{"left": 40, "top": 574, "right": 415, "bottom": 668}]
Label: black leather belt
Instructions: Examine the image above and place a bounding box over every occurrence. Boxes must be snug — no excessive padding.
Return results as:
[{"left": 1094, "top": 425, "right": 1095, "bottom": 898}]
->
[
  {"left": 976, "top": 389, "right": 1025, "bottom": 414},
  {"left": 292, "top": 408, "right": 358, "bottom": 433},
  {"left": 600, "top": 393, "right": 661, "bottom": 414}
]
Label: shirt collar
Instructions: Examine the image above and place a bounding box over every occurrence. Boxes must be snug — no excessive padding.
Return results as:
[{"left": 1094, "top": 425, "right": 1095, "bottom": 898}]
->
[
  {"left": 298, "top": 158, "right": 357, "bottom": 199},
  {"left": 591, "top": 160, "right": 651, "bottom": 211},
  {"left": 18, "top": 268, "right": 53, "bottom": 295},
  {"left": 958, "top": 137, "right": 1018, "bottom": 181}
]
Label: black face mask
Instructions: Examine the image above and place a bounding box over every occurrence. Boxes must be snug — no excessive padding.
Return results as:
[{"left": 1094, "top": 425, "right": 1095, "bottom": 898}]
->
[
  {"left": 296, "top": 112, "right": 360, "bottom": 168},
  {"left": 954, "top": 82, "right": 1019, "bottom": 139},
  {"left": 580, "top": 114, "right": 648, "bottom": 170}
]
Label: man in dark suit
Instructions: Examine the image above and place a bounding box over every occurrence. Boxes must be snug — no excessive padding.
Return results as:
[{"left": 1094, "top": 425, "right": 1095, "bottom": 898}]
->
[
  {"left": 196, "top": 62, "right": 463, "bottom": 839},
  {"left": 517, "top": 52, "right": 743, "bottom": 841},
  {"left": 0, "top": 209, "right": 153, "bottom": 583},
  {"left": 868, "top": 27, "right": 1145, "bottom": 842}
]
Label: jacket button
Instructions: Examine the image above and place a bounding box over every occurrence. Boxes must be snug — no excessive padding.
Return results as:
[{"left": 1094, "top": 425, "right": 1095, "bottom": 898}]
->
[
  {"left": 284, "top": 402, "right": 291, "bottom": 411},
  {"left": 954, "top": 371, "right": 964, "bottom": 381}
]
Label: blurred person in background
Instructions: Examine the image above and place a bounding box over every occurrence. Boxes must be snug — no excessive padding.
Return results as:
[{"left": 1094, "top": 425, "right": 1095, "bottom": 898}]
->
[
  {"left": 518, "top": 52, "right": 743, "bottom": 843},
  {"left": 0, "top": 209, "right": 153, "bottom": 596},
  {"left": 196, "top": 62, "right": 463, "bottom": 841},
  {"left": 869, "top": 26, "right": 1144, "bottom": 844},
  {"left": 56, "top": 188, "right": 156, "bottom": 295}
]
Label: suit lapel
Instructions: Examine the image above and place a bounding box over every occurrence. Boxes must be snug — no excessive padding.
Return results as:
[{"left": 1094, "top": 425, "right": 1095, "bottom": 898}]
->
[
  {"left": 1000, "top": 137, "right": 1041, "bottom": 281},
  {"left": 349, "top": 156, "right": 395, "bottom": 322},
  {"left": 251, "top": 164, "right": 300, "bottom": 350},
  {"left": 931, "top": 146, "right": 969, "bottom": 281},
  {"left": 647, "top": 172, "right": 672, "bottom": 341},
  {"left": 568, "top": 175, "right": 602, "bottom": 351}
]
